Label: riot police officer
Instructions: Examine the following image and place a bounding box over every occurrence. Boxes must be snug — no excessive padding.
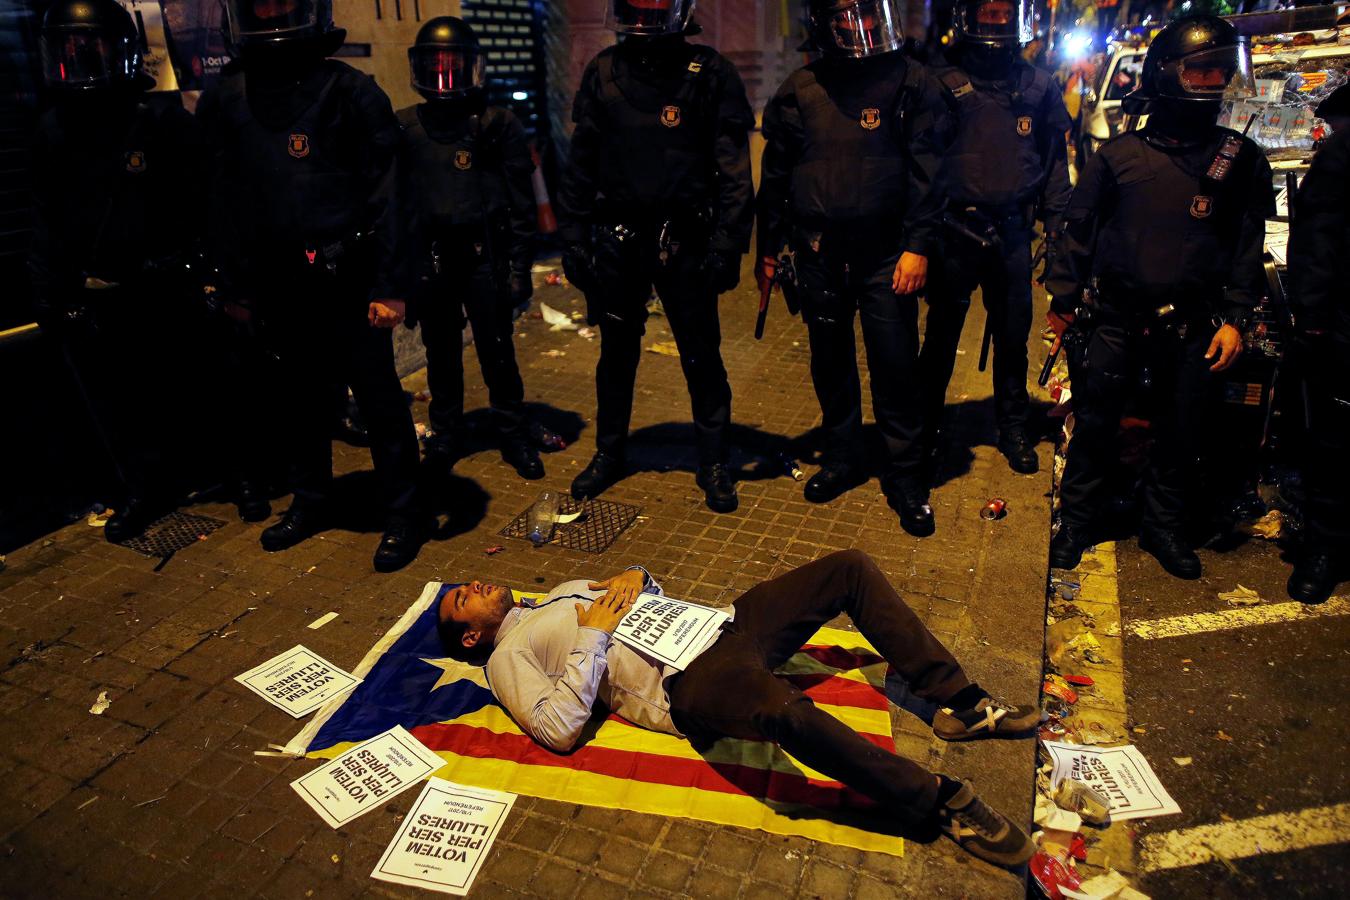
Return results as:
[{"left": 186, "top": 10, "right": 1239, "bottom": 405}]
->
[
  {"left": 399, "top": 17, "right": 542, "bottom": 480},
  {"left": 559, "top": 0, "right": 754, "bottom": 513},
  {"left": 198, "top": 0, "right": 424, "bottom": 572},
  {"left": 1045, "top": 16, "right": 1273, "bottom": 579},
  {"left": 1285, "top": 87, "right": 1350, "bottom": 603},
  {"left": 917, "top": 0, "right": 1072, "bottom": 475},
  {"left": 30, "top": 0, "right": 205, "bottom": 542},
  {"left": 758, "top": 0, "right": 950, "bottom": 537}
]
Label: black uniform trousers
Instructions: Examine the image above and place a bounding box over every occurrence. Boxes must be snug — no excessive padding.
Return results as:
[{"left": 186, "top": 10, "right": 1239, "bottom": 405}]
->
[
  {"left": 794, "top": 233, "right": 925, "bottom": 488},
  {"left": 589, "top": 226, "right": 731, "bottom": 465},
  {"left": 1298, "top": 338, "right": 1350, "bottom": 552},
  {"left": 919, "top": 212, "right": 1035, "bottom": 438},
  {"left": 1058, "top": 318, "right": 1219, "bottom": 534},
  {"left": 418, "top": 243, "right": 527, "bottom": 448},
  {"left": 253, "top": 260, "right": 420, "bottom": 521},
  {"left": 670, "top": 549, "right": 972, "bottom": 821}
]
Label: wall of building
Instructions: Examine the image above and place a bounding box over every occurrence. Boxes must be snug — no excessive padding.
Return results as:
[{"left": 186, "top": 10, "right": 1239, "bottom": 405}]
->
[{"left": 333, "top": 0, "right": 461, "bottom": 111}]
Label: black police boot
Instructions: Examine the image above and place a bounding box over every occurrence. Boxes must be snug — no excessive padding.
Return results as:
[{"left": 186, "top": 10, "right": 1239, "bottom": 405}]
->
[
  {"left": 885, "top": 478, "right": 936, "bottom": 538},
  {"left": 260, "top": 503, "right": 329, "bottom": 552},
  {"left": 105, "top": 499, "right": 155, "bottom": 543},
  {"left": 236, "top": 481, "right": 271, "bottom": 523},
  {"left": 571, "top": 451, "right": 624, "bottom": 500},
  {"left": 374, "top": 517, "right": 425, "bottom": 573},
  {"left": 1139, "top": 528, "right": 1202, "bottom": 580},
  {"left": 696, "top": 463, "right": 739, "bottom": 513},
  {"left": 1287, "top": 550, "right": 1340, "bottom": 605},
  {"left": 804, "top": 463, "right": 865, "bottom": 504},
  {"left": 422, "top": 436, "right": 458, "bottom": 473},
  {"left": 996, "top": 430, "right": 1040, "bottom": 475},
  {"left": 502, "top": 440, "right": 545, "bottom": 480},
  {"left": 1049, "top": 523, "right": 1091, "bottom": 570}
]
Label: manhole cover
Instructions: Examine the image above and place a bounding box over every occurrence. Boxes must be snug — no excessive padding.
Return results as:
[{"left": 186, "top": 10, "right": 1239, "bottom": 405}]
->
[
  {"left": 500, "top": 497, "right": 641, "bottom": 554},
  {"left": 117, "top": 511, "right": 228, "bottom": 559}
]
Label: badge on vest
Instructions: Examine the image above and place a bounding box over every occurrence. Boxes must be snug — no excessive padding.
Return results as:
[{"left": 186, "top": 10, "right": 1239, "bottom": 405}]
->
[
  {"left": 661, "top": 105, "right": 682, "bottom": 127},
  {"left": 124, "top": 150, "right": 146, "bottom": 173},
  {"left": 861, "top": 108, "right": 881, "bottom": 130},
  {"left": 687, "top": 59, "right": 703, "bottom": 74},
  {"left": 1016, "top": 116, "right": 1033, "bottom": 137},
  {"left": 454, "top": 149, "right": 473, "bottom": 170},
  {"left": 288, "top": 133, "right": 311, "bottom": 159},
  {"left": 1190, "top": 195, "right": 1214, "bottom": 219}
]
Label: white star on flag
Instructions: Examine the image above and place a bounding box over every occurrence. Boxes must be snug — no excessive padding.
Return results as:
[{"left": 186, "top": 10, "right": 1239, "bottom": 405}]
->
[{"left": 420, "top": 657, "right": 489, "bottom": 692}]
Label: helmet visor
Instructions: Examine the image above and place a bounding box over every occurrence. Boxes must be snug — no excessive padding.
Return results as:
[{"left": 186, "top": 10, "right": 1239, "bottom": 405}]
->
[
  {"left": 41, "top": 30, "right": 133, "bottom": 88},
  {"left": 1174, "top": 42, "right": 1255, "bottom": 99},
  {"left": 605, "top": 0, "right": 696, "bottom": 35},
  {"left": 957, "top": 0, "right": 1032, "bottom": 46},
  {"left": 228, "top": 0, "right": 320, "bottom": 43},
  {"left": 410, "top": 46, "right": 486, "bottom": 96},
  {"left": 822, "top": 0, "right": 905, "bottom": 57}
]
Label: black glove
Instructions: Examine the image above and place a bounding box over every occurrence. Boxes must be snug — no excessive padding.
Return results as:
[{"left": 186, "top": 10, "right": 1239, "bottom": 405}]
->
[
  {"left": 509, "top": 267, "right": 533, "bottom": 306},
  {"left": 701, "top": 249, "right": 742, "bottom": 294},
  {"left": 561, "top": 243, "right": 597, "bottom": 296}
]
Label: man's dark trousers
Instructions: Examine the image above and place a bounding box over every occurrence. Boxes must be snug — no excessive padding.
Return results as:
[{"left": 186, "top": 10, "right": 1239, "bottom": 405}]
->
[
  {"left": 1299, "top": 340, "right": 1350, "bottom": 553},
  {"left": 919, "top": 212, "right": 1035, "bottom": 438},
  {"left": 794, "top": 231, "right": 925, "bottom": 489},
  {"left": 589, "top": 226, "right": 731, "bottom": 465},
  {"left": 1057, "top": 319, "right": 1218, "bottom": 533},
  {"left": 419, "top": 243, "right": 527, "bottom": 444},
  {"left": 257, "top": 261, "right": 420, "bottom": 520},
  {"left": 669, "top": 549, "right": 972, "bottom": 820}
]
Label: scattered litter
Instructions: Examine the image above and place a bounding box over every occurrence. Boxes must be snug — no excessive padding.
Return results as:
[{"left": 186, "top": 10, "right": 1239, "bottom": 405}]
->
[
  {"left": 1053, "top": 779, "right": 1111, "bottom": 826},
  {"left": 1030, "top": 830, "right": 1085, "bottom": 900},
  {"left": 784, "top": 850, "right": 800, "bottom": 860},
  {"left": 1068, "top": 719, "right": 1127, "bottom": 747},
  {"left": 87, "top": 507, "right": 114, "bottom": 528},
  {"left": 1035, "top": 793, "right": 1083, "bottom": 832},
  {"left": 980, "top": 498, "right": 1008, "bottom": 520},
  {"left": 1240, "top": 509, "right": 1287, "bottom": 540},
  {"left": 1219, "top": 585, "right": 1262, "bottom": 607},
  {"left": 484, "top": 545, "right": 504, "bottom": 556},
  {"left": 0, "top": 554, "right": 6, "bottom": 573},
  {"left": 307, "top": 611, "right": 339, "bottom": 630},
  {"left": 1173, "top": 757, "right": 1192, "bottom": 766},
  {"left": 545, "top": 272, "right": 562, "bottom": 286},
  {"left": 89, "top": 691, "right": 111, "bottom": 715},
  {"left": 541, "top": 349, "right": 566, "bottom": 358},
  {"left": 540, "top": 303, "right": 578, "bottom": 331},
  {"left": 1043, "top": 675, "right": 1079, "bottom": 705},
  {"left": 578, "top": 327, "right": 596, "bottom": 339},
  {"left": 133, "top": 795, "right": 166, "bottom": 809},
  {"left": 414, "top": 422, "right": 433, "bottom": 441},
  {"left": 1216, "top": 729, "right": 1234, "bottom": 742},
  {"left": 330, "top": 854, "right": 341, "bottom": 865},
  {"left": 1044, "top": 741, "right": 1181, "bottom": 820},
  {"left": 647, "top": 341, "right": 681, "bottom": 356},
  {"left": 235, "top": 646, "right": 362, "bottom": 718},
  {"left": 1062, "top": 869, "right": 1151, "bottom": 900},
  {"left": 305, "top": 565, "right": 318, "bottom": 574},
  {"left": 412, "top": 390, "right": 431, "bottom": 403},
  {"left": 1065, "top": 674, "right": 1095, "bottom": 687},
  {"left": 531, "top": 422, "right": 567, "bottom": 451},
  {"left": 76, "top": 797, "right": 98, "bottom": 811}
]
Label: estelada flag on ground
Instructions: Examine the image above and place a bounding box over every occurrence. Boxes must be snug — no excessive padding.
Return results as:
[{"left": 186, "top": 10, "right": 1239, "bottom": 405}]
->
[{"left": 287, "top": 583, "right": 905, "bottom": 855}]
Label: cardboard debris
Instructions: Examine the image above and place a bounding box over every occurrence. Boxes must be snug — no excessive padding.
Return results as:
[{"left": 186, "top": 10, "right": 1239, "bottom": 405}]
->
[
  {"left": 647, "top": 341, "right": 681, "bottom": 357},
  {"left": 89, "top": 690, "right": 111, "bottom": 715},
  {"left": 1219, "top": 585, "right": 1262, "bottom": 607}
]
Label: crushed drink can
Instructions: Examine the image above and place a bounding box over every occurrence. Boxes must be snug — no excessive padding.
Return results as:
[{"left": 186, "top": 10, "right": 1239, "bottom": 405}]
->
[{"left": 980, "top": 498, "right": 1007, "bottom": 520}]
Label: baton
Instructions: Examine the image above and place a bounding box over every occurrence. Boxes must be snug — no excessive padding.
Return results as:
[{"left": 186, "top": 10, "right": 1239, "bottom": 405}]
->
[
  {"left": 1038, "top": 342, "right": 1061, "bottom": 387},
  {"left": 755, "top": 277, "right": 772, "bottom": 340},
  {"left": 978, "top": 319, "right": 993, "bottom": 372}
]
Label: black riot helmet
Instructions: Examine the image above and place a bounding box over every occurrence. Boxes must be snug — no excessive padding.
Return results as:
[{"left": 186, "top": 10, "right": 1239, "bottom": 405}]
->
[
  {"left": 807, "top": 0, "right": 905, "bottom": 58},
  {"left": 224, "top": 0, "right": 345, "bottom": 55},
  {"left": 409, "top": 17, "right": 486, "bottom": 101},
  {"left": 952, "top": 0, "right": 1032, "bottom": 50},
  {"left": 1127, "top": 15, "right": 1255, "bottom": 107},
  {"left": 606, "top": 0, "right": 697, "bottom": 36},
  {"left": 41, "top": 0, "right": 145, "bottom": 92}
]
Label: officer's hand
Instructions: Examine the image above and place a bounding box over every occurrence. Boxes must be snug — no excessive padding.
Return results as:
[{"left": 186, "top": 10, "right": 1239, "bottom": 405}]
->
[
  {"left": 1047, "top": 310, "right": 1075, "bottom": 356},
  {"left": 587, "top": 569, "right": 645, "bottom": 609},
  {"left": 561, "top": 243, "right": 594, "bottom": 294},
  {"left": 1206, "top": 324, "right": 1243, "bottom": 372},
  {"left": 756, "top": 256, "right": 778, "bottom": 296},
  {"left": 575, "top": 590, "right": 636, "bottom": 635},
  {"left": 509, "top": 269, "right": 534, "bottom": 306},
  {"left": 893, "top": 252, "right": 928, "bottom": 295},
  {"left": 703, "top": 250, "right": 742, "bottom": 294},
  {"left": 369, "top": 299, "right": 406, "bottom": 329}
]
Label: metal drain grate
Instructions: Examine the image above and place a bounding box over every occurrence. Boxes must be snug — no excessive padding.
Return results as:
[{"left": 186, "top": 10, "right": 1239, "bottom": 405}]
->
[
  {"left": 500, "top": 498, "right": 641, "bottom": 554},
  {"left": 117, "top": 511, "right": 228, "bottom": 559}
]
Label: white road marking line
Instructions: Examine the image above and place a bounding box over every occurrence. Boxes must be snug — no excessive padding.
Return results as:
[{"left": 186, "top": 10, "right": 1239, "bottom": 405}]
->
[
  {"left": 1139, "top": 802, "right": 1350, "bottom": 872},
  {"left": 1128, "top": 597, "right": 1350, "bottom": 640}
]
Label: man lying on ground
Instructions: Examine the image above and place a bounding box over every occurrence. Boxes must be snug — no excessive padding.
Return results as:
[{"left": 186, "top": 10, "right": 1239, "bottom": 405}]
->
[{"left": 437, "top": 549, "right": 1039, "bottom": 866}]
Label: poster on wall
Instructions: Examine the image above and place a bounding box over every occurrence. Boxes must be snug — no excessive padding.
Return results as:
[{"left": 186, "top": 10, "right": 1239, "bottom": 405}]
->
[
  {"left": 120, "top": 0, "right": 179, "bottom": 92},
  {"left": 161, "top": 0, "right": 233, "bottom": 93}
]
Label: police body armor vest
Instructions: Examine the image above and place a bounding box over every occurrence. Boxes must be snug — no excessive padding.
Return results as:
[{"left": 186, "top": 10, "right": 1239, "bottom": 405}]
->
[
  {"left": 938, "top": 64, "right": 1051, "bottom": 208},
  {"left": 789, "top": 56, "right": 924, "bottom": 226},
  {"left": 592, "top": 44, "right": 718, "bottom": 213},
  {"left": 215, "top": 61, "right": 365, "bottom": 248},
  {"left": 1095, "top": 130, "right": 1252, "bottom": 301},
  {"left": 398, "top": 104, "right": 510, "bottom": 232}
]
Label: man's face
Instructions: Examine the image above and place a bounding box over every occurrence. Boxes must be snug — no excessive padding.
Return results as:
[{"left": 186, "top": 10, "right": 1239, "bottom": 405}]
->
[
  {"left": 976, "top": 1, "right": 1015, "bottom": 27},
  {"left": 1179, "top": 64, "right": 1232, "bottom": 93},
  {"left": 253, "top": 0, "right": 300, "bottom": 19},
  {"left": 439, "top": 580, "right": 514, "bottom": 646}
]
